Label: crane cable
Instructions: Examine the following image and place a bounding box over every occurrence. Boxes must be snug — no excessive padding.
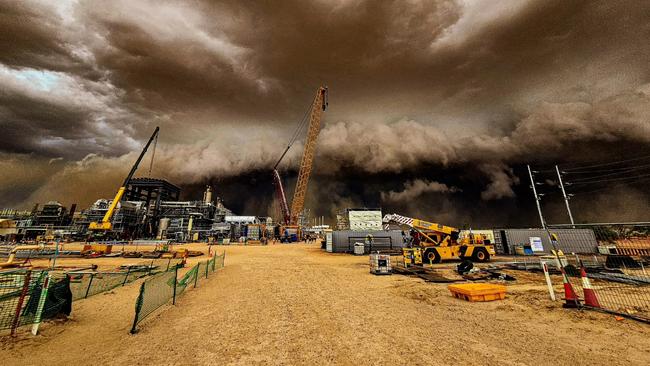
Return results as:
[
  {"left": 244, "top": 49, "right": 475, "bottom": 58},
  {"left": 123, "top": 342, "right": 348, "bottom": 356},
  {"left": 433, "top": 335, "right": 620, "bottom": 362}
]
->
[
  {"left": 147, "top": 132, "right": 158, "bottom": 176},
  {"left": 273, "top": 92, "right": 319, "bottom": 169}
]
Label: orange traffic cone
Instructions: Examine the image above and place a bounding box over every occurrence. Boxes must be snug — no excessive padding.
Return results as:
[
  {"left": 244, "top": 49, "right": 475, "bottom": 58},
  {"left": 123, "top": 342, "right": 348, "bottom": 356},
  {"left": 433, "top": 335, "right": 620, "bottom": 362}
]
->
[
  {"left": 580, "top": 267, "right": 601, "bottom": 308},
  {"left": 561, "top": 269, "right": 581, "bottom": 308}
]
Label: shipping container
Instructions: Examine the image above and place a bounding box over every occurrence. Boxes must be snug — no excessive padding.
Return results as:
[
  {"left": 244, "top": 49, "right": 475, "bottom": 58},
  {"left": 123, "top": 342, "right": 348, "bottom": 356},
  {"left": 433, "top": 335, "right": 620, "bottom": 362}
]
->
[
  {"left": 330, "top": 230, "right": 405, "bottom": 253},
  {"left": 492, "top": 228, "right": 598, "bottom": 255}
]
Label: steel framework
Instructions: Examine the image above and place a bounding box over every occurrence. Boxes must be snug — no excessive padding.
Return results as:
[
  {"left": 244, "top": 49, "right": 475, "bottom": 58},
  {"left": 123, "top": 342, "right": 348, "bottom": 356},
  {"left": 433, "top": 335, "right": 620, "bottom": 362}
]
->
[{"left": 289, "top": 86, "right": 328, "bottom": 224}]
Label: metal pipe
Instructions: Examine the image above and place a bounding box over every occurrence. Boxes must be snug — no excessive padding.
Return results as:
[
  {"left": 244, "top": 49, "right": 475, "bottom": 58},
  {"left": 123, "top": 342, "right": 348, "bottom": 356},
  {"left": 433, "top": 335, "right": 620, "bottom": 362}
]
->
[{"left": 1, "top": 244, "right": 51, "bottom": 268}]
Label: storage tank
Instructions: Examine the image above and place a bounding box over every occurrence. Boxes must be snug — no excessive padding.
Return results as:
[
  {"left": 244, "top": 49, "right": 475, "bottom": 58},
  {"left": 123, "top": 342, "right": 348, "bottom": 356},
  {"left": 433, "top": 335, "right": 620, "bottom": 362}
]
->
[
  {"left": 157, "top": 218, "right": 171, "bottom": 239},
  {"left": 204, "top": 186, "right": 213, "bottom": 203}
]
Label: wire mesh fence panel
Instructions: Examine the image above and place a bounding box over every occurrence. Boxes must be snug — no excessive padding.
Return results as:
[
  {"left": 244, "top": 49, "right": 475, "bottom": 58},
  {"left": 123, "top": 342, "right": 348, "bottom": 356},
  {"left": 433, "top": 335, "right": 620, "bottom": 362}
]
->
[
  {"left": 175, "top": 264, "right": 198, "bottom": 297},
  {"left": 130, "top": 253, "right": 226, "bottom": 333},
  {"left": 565, "top": 255, "right": 650, "bottom": 321},
  {"left": 123, "top": 268, "right": 152, "bottom": 284},
  {"left": 17, "top": 272, "right": 45, "bottom": 327},
  {"left": 131, "top": 269, "right": 177, "bottom": 332},
  {"left": 84, "top": 273, "right": 126, "bottom": 298},
  {"left": 215, "top": 252, "right": 225, "bottom": 270},
  {"left": 66, "top": 273, "right": 93, "bottom": 301},
  {"left": 208, "top": 255, "right": 215, "bottom": 272},
  {"left": 196, "top": 262, "right": 207, "bottom": 285},
  {"left": 0, "top": 270, "right": 33, "bottom": 330},
  {"left": 20, "top": 273, "right": 72, "bottom": 331},
  {"left": 0, "top": 270, "right": 59, "bottom": 333},
  {"left": 133, "top": 258, "right": 183, "bottom": 273},
  {"left": 548, "top": 224, "right": 650, "bottom": 322},
  {"left": 64, "top": 269, "right": 151, "bottom": 301}
]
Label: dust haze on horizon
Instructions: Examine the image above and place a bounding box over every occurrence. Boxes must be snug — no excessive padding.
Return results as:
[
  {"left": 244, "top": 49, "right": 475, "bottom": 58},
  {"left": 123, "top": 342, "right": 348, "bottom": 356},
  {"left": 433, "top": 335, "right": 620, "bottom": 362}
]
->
[{"left": 1, "top": 0, "right": 649, "bottom": 226}]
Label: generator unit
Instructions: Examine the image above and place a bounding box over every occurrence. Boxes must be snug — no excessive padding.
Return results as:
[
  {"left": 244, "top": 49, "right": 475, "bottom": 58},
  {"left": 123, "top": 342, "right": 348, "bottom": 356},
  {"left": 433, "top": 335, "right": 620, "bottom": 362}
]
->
[{"left": 369, "top": 253, "right": 392, "bottom": 275}]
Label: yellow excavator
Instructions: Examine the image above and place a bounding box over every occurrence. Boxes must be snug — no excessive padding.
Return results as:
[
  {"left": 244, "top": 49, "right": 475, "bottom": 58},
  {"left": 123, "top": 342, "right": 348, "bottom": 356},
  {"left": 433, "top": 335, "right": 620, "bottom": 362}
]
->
[
  {"left": 89, "top": 126, "right": 160, "bottom": 233},
  {"left": 382, "top": 213, "right": 495, "bottom": 264}
]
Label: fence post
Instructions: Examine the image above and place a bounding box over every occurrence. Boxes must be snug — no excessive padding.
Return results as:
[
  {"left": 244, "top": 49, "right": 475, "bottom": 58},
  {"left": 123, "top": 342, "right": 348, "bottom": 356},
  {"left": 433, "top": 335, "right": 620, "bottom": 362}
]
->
[
  {"left": 31, "top": 274, "right": 51, "bottom": 336},
  {"left": 172, "top": 265, "right": 178, "bottom": 305},
  {"left": 205, "top": 261, "right": 209, "bottom": 278},
  {"left": 11, "top": 270, "right": 32, "bottom": 337},
  {"left": 541, "top": 261, "right": 556, "bottom": 301},
  {"left": 194, "top": 265, "right": 199, "bottom": 288},
  {"left": 130, "top": 282, "right": 145, "bottom": 334},
  {"left": 123, "top": 267, "right": 132, "bottom": 286},
  {"left": 85, "top": 273, "right": 95, "bottom": 299}
]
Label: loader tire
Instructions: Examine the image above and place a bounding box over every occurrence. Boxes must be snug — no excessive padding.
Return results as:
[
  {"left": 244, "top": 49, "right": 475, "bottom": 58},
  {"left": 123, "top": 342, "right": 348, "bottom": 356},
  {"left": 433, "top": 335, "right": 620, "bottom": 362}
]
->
[
  {"left": 423, "top": 248, "right": 441, "bottom": 264},
  {"left": 472, "top": 248, "right": 490, "bottom": 262}
]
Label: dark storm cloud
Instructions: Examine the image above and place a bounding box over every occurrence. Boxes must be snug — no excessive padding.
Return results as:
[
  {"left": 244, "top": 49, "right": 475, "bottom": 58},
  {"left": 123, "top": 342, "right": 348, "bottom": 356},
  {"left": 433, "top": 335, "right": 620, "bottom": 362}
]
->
[
  {"left": 0, "top": 1, "right": 75, "bottom": 71},
  {"left": 1, "top": 0, "right": 649, "bottom": 224}
]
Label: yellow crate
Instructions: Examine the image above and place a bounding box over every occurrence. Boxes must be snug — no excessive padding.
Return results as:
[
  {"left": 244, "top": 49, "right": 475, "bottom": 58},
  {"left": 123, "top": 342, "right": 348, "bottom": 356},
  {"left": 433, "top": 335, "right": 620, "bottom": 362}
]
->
[{"left": 448, "top": 283, "right": 506, "bottom": 302}]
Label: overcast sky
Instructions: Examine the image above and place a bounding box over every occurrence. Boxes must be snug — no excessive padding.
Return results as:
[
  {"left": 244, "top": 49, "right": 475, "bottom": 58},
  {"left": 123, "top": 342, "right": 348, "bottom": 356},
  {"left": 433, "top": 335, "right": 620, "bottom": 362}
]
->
[{"left": 1, "top": 0, "right": 649, "bottom": 225}]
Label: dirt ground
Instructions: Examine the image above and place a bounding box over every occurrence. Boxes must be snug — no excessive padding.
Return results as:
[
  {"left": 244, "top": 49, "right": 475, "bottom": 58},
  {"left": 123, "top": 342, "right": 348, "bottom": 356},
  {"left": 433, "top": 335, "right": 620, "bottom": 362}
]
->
[{"left": 2, "top": 243, "right": 649, "bottom": 366}]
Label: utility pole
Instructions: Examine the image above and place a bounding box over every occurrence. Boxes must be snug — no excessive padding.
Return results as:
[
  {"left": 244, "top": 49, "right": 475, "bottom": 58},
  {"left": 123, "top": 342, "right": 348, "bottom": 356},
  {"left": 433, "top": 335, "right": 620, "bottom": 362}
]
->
[
  {"left": 555, "top": 165, "right": 575, "bottom": 228},
  {"left": 527, "top": 165, "right": 546, "bottom": 228},
  {"left": 528, "top": 165, "right": 578, "bottom": 306}
]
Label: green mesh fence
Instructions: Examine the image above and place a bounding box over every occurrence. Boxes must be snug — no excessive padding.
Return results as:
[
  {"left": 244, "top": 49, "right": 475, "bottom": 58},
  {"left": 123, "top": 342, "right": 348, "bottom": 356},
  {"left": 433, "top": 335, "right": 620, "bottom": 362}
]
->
[
  {"left": 0, "top": 270, "right": 70, "bottom": 335},
  {"left": 65, "top": 258, "right": 183, "bottom": 301},
  {"left": 175, "top": 263, "right": 198, "bottom": 296},
  {"left": 131, "top": 252, "right": 225, "bottom": 333},
  {"left": 131, "top": 269, "right": 177, "bottom": 332},
  {"left": 0, "top": 258, "right": 188, "bottom": 335}
]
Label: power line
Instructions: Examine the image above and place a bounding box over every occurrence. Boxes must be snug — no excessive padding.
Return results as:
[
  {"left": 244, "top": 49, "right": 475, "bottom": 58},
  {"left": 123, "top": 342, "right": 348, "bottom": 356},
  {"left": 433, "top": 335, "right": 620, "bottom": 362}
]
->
[
  {"left": 569, "top": 166, "right": 650, "bottom": 182},
  {"left": 568, "top": 172, "right": 650, "bottom": 185},
  {"left": 570, "top": 176, "right": 650, "bottom": 195},
  {"left": 564, "top": 162, "right": 650, "bottom": 174},
  {"left": 563, "top": 154, "right": 650, "bottom": 172}
]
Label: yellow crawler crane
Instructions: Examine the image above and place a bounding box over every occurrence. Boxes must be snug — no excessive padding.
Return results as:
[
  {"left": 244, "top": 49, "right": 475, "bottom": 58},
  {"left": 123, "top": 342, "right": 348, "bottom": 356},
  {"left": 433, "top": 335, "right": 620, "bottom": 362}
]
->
[
  {"left": 382, "top": 213, "right": 496, "bottom": 264},
  {"left": 89, "top": 127, "right": 160, "bottom": 232}
]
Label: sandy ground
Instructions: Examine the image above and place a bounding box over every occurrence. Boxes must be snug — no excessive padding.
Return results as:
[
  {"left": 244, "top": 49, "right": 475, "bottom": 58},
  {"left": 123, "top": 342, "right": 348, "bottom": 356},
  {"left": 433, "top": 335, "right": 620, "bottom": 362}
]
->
[{"left": 2, "top": 243, "right": 649, "bottom": 366}]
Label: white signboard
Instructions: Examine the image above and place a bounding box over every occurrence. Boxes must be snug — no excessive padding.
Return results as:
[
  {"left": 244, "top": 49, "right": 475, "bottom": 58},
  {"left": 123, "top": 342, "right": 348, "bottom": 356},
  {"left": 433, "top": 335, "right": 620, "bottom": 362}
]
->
[
  {"left": 326, "top": 231, "right": 333, "bottom": 252},
  {"left": 529, "top": 237, "right": 544, "bottom": 252},
  {"left": 348, "top": 210, "right": 382, "bottom": 231}
]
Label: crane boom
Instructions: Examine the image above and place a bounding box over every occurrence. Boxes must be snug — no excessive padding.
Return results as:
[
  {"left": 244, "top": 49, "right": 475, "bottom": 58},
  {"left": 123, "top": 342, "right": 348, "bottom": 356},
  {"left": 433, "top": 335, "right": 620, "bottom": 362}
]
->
[
  {"left": 273, "top": 169, "right": 291, "bottom": 224},
  {"left": 382, "top": 213, "right": 459, "bottom": 246},
  {"left": 289, "top": 86, "right": 328, "bottom": 224},
  {"left": 382, "top": 213, "right": 458, "bottom": 234},
  {"left": 89, "top": 126, "right": 160, "bottom": 231}
]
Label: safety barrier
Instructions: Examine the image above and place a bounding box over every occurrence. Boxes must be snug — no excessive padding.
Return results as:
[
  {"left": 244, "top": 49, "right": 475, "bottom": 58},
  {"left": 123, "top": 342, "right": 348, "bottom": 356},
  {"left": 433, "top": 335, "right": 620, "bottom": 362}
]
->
[
  {"left": 0, "top": 258, "right": 184, "bottom": 336},
  {"left": 563, "top": 252, "right": 650, "bottom": 322},
  {"left": 0, "top": 269, "right": 70, "bottom": 336},
  {"left": 66, "top": 258, "right": 183, "bottom": 301},
  {"left": 130, "top": 251, "right": 225, "bottom": 333},
  {"left": 535, "top": 226, "right": 650, "bottom": 323}
]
